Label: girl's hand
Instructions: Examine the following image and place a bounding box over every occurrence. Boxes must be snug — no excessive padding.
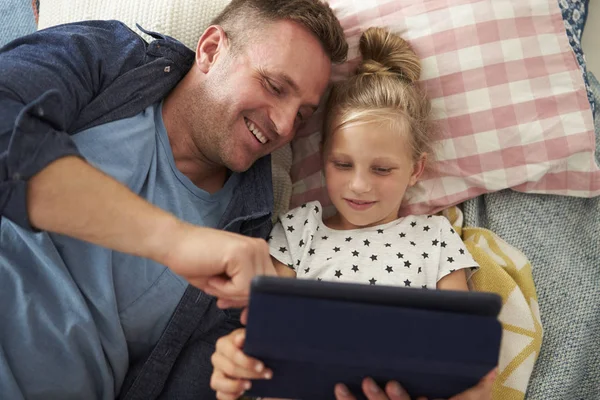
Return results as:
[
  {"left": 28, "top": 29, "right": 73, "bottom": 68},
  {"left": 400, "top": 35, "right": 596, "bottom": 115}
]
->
[
  {"left": 210, "top": 328, "right": 273, "bottom": 400},
  {"left": 334, "top": 368, "right": 497, "bottom": 400}
]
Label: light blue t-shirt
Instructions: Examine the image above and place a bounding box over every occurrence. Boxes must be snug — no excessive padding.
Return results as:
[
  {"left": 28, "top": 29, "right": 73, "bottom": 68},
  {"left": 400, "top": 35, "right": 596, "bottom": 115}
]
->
[{"left": 0, "top": 102, "right": 238, "bottom": 399}]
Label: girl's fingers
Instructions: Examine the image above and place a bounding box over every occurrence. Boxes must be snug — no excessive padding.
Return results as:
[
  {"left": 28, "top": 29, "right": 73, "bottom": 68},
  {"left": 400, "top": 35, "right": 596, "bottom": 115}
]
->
[
  {"left": 214, "top": 330, "right": 272, "bottom": 379},
  {"left": 210, "top": 369, "right": 250, "bottom": 395}
]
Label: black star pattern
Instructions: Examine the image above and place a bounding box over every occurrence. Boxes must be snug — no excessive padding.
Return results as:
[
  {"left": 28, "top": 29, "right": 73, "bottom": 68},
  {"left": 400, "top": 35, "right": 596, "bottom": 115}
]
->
[
  {"left": 427, "top": 215, "right": 433, "bottom": 219},
  {"left": 423, "top": 225, "right": 430, "bottom": 232},
  {"left": 326, "top": 257, "right": 332, "bottom": 261},
  {"left": 299, "top": 239, "right": 305, "bottom": 247},
  {"left": 404, "top": 260, "right": 411, "bottom": 268},
  {"left": 279, "top": 246, "right": 287, "bottom": 253},
  {"left": 432, "top": 239, "right": 439, "bottom": 246},
  {"left": 422, "top": 285, "right": 428, "bottom": 289},
  {"left": 422, "top": 252, "right": 429, "bottom": 259},
  {"left": 459, "top": 249, "right": 465, "bottom": 255},
  {"left": 369, "top": 278, "right": 377, "bottom": 285},
  {"left": 397, "top": 252, "right": 404, "bottom": 259},
  {"left": 333, "top": 247, "right": 341, "bottom": 252},
  {"left": 286, "top": 214, "right": 294, "bottom": 220},
  {"left": 386, "top": 266, "right": 394, "bottom": 273},
  {"left": 404, "top": 279, "right": 411, "bottom": 287},
  {"left": 296, "top": 260, "right": 301, "bottom": 266},
  {"left": 287, "top": 226, "right": 295, "bottom": 232},
  {"left": 450, "top": 269, "right": 456, "bottom": 273},
  {"left": 364, "top": 239, "right": 370, "bottom": 246},
  {"left": 377, "top": 229, "right": 384, "bottom": 234},
  {"left": 317, "top": 278, "right": 322, "bottom": 281},
  {"left": 311, "top": 235, "right": 314, "bottom": 240},
  {"left": 304, "top": 219, "right": 308, "bottom": 226},
  {"left": 441, "top": 241, "right": 447, "bottom": 248},
  {"left": 451, "top": 228, "right": 456, "bottom": 234},
  {"left": 385, "top": 243, "right": 391, "bottom": 247},
  {"left": 447, "top": 257, "right": 455, "bottom": 263},
  {"left": 308, "top": 248, "right": 315, "bottom": 255},
  {"left": 410, "top": 221, "right": 417, "bottom": 227},
  {"left": 418, "top": 267, "right": 422, "bottom": 274},
  {"left": 267, "top": 235, "right": 273, "bottom": 241},
  {"left": 322, "top": 236, "right": 329, "bottom": 240},
  {"left": 370, "top": 254, "right": 378, "bottom": 261},
  {"left": 345, "top": 237, "right": 352, "bottom": 242},
  {"left": 335, "top": 270, "right": 342, "bottom": 278},
  {"left": 304, "top": 267, "right": 310, "bottom": 273},
  {"left": 399, "top": 232, "right": 406, "bottom": 238},
  {"left": 352, "top": 265, "right": 359, "bottom": 272},
  {"left": 301, "top": 203, "right": 307, "bottom": 208},
  {"left": 314, "top": 205, "right": 320, "bottom": 213},
  {"left": 410, "top": 241, "right": 416, "bottom": 246},
  {"left": 287, "top": 263, "right": 293, "bottom": 269},
  {"left": 352, "top": 250, "right": 359, "bottom": 257},
  {"left": 316, "top": 226, "right": 320, "bottom": 231}
]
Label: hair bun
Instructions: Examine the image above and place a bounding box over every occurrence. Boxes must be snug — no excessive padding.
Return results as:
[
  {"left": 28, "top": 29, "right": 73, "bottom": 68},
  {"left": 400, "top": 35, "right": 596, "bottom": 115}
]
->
[{"left": 357, "top": 27, "right": 421, "bottom": 83}]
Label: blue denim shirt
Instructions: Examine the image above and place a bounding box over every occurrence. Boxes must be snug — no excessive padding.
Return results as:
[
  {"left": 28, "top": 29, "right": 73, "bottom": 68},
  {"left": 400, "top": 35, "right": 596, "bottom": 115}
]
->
[{"left": 0, "top": 20, "right": 273, "bottom": 398}]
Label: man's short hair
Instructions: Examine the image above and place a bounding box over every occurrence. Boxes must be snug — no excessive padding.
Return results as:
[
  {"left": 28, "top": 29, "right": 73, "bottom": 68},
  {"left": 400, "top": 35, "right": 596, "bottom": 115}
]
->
[{"left": 211, "top": 0, "right": 348, "bottom": 64}]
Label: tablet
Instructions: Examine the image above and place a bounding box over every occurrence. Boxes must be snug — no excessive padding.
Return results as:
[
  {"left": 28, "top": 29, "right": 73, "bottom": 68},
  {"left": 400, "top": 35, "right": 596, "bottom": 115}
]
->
[{"left": 244, "top": 276, "right": 502, "bottom": 400}]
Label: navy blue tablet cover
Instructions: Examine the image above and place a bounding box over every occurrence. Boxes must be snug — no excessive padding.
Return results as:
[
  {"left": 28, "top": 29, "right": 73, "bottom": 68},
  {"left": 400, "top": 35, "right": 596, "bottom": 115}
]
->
[{"left": 244, "top": 277, "right": 502, "bottom": 400}]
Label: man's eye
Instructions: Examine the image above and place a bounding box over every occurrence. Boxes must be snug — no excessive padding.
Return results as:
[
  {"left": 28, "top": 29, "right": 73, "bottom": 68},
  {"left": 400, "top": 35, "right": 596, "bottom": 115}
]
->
[{"left": 267, "top": 80, "right": 282, "bottom": 95}]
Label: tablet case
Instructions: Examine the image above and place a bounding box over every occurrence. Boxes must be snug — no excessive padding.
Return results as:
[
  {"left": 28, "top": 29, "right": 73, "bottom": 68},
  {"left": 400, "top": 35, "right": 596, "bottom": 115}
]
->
[{"left": 244, "top": 276, "right": 502, "bottom": 400}]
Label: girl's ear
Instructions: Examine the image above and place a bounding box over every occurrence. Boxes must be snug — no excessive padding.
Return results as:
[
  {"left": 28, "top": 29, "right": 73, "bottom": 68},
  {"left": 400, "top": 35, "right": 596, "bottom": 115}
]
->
[{"left": 409, "top": 153, "right": 427, "bottom": 186}]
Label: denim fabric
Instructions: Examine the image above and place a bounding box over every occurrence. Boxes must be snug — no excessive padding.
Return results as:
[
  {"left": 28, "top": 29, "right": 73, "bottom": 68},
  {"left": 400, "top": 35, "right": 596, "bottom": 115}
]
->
[{"left": 0, "top": 20, "right": 194, "bottom": 230}]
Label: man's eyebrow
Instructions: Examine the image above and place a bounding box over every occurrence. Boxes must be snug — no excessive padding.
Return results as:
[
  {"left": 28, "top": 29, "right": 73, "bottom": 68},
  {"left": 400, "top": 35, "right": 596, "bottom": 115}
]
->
[{"left": 279, "top": 73, "right": 319, "bottom": 111}]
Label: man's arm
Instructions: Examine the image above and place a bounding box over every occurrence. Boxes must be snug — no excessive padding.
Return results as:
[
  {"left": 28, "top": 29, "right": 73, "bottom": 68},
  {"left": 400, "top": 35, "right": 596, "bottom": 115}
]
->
[
  {"left": 1, "top": 22, "right": 275, "bottom": 303},
  {"left": 0, "top": 21, "right": 153, "bottom": 230}
]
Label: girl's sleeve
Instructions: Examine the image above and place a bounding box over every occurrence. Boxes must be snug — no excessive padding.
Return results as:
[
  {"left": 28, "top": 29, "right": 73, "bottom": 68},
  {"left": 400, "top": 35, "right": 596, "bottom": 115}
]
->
[{"left": 436, "top": 218, "right": 479, "bottom": 282}]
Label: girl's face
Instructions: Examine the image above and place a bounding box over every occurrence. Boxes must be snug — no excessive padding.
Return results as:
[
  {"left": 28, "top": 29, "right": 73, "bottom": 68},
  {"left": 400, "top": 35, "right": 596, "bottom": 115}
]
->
[{"left": 323, "top": 121, "right": 424, "bottom": 230}]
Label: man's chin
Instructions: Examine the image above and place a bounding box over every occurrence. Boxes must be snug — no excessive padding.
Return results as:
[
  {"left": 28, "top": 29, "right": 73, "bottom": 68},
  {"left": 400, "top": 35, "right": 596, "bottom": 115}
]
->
[{"left": 225, "top": 156, "right": 257, "bottom": 173}]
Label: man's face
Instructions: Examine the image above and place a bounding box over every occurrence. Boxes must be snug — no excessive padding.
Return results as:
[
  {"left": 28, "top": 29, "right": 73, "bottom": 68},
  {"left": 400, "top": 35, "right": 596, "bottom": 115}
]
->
[{"left": 195, "top": 20, "right": 332, "bottom": 172}]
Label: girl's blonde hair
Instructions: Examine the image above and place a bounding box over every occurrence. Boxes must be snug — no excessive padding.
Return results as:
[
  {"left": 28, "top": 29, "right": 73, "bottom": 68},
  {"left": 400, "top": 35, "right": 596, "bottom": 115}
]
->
[{"left": 323, "top": 27, "right": 434, "bottom": 166}]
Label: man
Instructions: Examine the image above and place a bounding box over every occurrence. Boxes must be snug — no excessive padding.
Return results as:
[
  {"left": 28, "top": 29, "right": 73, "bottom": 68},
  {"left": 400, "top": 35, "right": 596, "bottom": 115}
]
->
[{"left": 0, "top": 0, "right": 346, "bottom": 398}]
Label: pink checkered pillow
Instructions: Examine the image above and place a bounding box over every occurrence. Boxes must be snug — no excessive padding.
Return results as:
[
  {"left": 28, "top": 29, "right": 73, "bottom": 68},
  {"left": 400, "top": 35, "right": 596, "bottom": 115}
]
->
[{"left": 290, "top": 0, "right": 600, "bottom": 216}]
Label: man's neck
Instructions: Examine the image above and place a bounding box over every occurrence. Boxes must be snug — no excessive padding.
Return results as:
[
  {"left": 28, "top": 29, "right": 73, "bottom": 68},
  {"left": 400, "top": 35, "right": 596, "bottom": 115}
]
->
[{"left": 161, "top": 73, "right": 229, "bottom": 194}]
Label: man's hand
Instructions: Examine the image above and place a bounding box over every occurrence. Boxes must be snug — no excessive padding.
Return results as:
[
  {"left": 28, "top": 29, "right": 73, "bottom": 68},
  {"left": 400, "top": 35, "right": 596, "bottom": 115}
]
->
[
  {"left": 334, "top": 369, "right": 497, "bottom": 400},
  {"left": 161, "top": 220, "right": 277, "bottom": 308}
]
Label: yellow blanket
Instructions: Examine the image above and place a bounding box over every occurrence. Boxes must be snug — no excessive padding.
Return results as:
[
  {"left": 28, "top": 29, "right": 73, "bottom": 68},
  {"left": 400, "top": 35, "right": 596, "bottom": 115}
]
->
[{"left": 442, "top": 206, "right": 543, "bottom": 400}]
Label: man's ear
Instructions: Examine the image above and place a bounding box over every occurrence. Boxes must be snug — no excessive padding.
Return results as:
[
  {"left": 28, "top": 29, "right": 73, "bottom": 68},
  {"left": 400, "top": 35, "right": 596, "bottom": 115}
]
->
[
  {"left": 195, "top": 25, "right": 228, "bottom": 73},
  {"left": 409, "top": 153, "right": 427, "bottom": 186}
]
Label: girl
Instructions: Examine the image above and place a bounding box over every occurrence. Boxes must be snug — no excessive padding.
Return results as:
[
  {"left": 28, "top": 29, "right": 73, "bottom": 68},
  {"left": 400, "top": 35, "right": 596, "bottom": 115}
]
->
[{"left": 210, "top": 27, "right": 491, "bottom": 400}]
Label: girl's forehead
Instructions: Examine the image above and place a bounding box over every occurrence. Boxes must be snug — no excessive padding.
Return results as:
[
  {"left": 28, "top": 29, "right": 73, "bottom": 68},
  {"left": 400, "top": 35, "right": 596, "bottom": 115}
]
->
[{"left": 326, "top": 123, "right": 414, "bottom": 161}]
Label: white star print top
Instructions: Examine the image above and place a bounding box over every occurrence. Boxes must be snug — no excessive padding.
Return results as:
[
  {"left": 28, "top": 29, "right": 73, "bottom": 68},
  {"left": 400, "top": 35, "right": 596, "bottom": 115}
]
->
[{"left": 268, "top": 201, "right": 478, "bottom": 289}]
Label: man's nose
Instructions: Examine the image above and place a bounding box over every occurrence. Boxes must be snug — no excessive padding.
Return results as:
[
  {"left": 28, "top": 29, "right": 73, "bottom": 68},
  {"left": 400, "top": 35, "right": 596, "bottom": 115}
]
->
[{"left": 271, "top": 103, "right": 299, "bottom": 139}]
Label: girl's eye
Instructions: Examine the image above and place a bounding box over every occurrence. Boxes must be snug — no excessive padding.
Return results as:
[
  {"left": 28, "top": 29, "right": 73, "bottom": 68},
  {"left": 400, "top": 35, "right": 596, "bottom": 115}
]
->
[
  {"left": 373, "top": 167, "right": 392, "bottom": 175},
  {"left": 334, "top": 162, "right": 352, "bottom": 170}
]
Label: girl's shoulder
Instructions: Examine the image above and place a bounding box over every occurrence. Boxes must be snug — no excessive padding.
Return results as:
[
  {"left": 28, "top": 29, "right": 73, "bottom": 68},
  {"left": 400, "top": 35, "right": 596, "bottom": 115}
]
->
[
  {"left": 400, "top": 214, "right": 453, "bottom": 230},
  {"left": 278, "top": 200, "right": 324, "bottom": 221}
]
